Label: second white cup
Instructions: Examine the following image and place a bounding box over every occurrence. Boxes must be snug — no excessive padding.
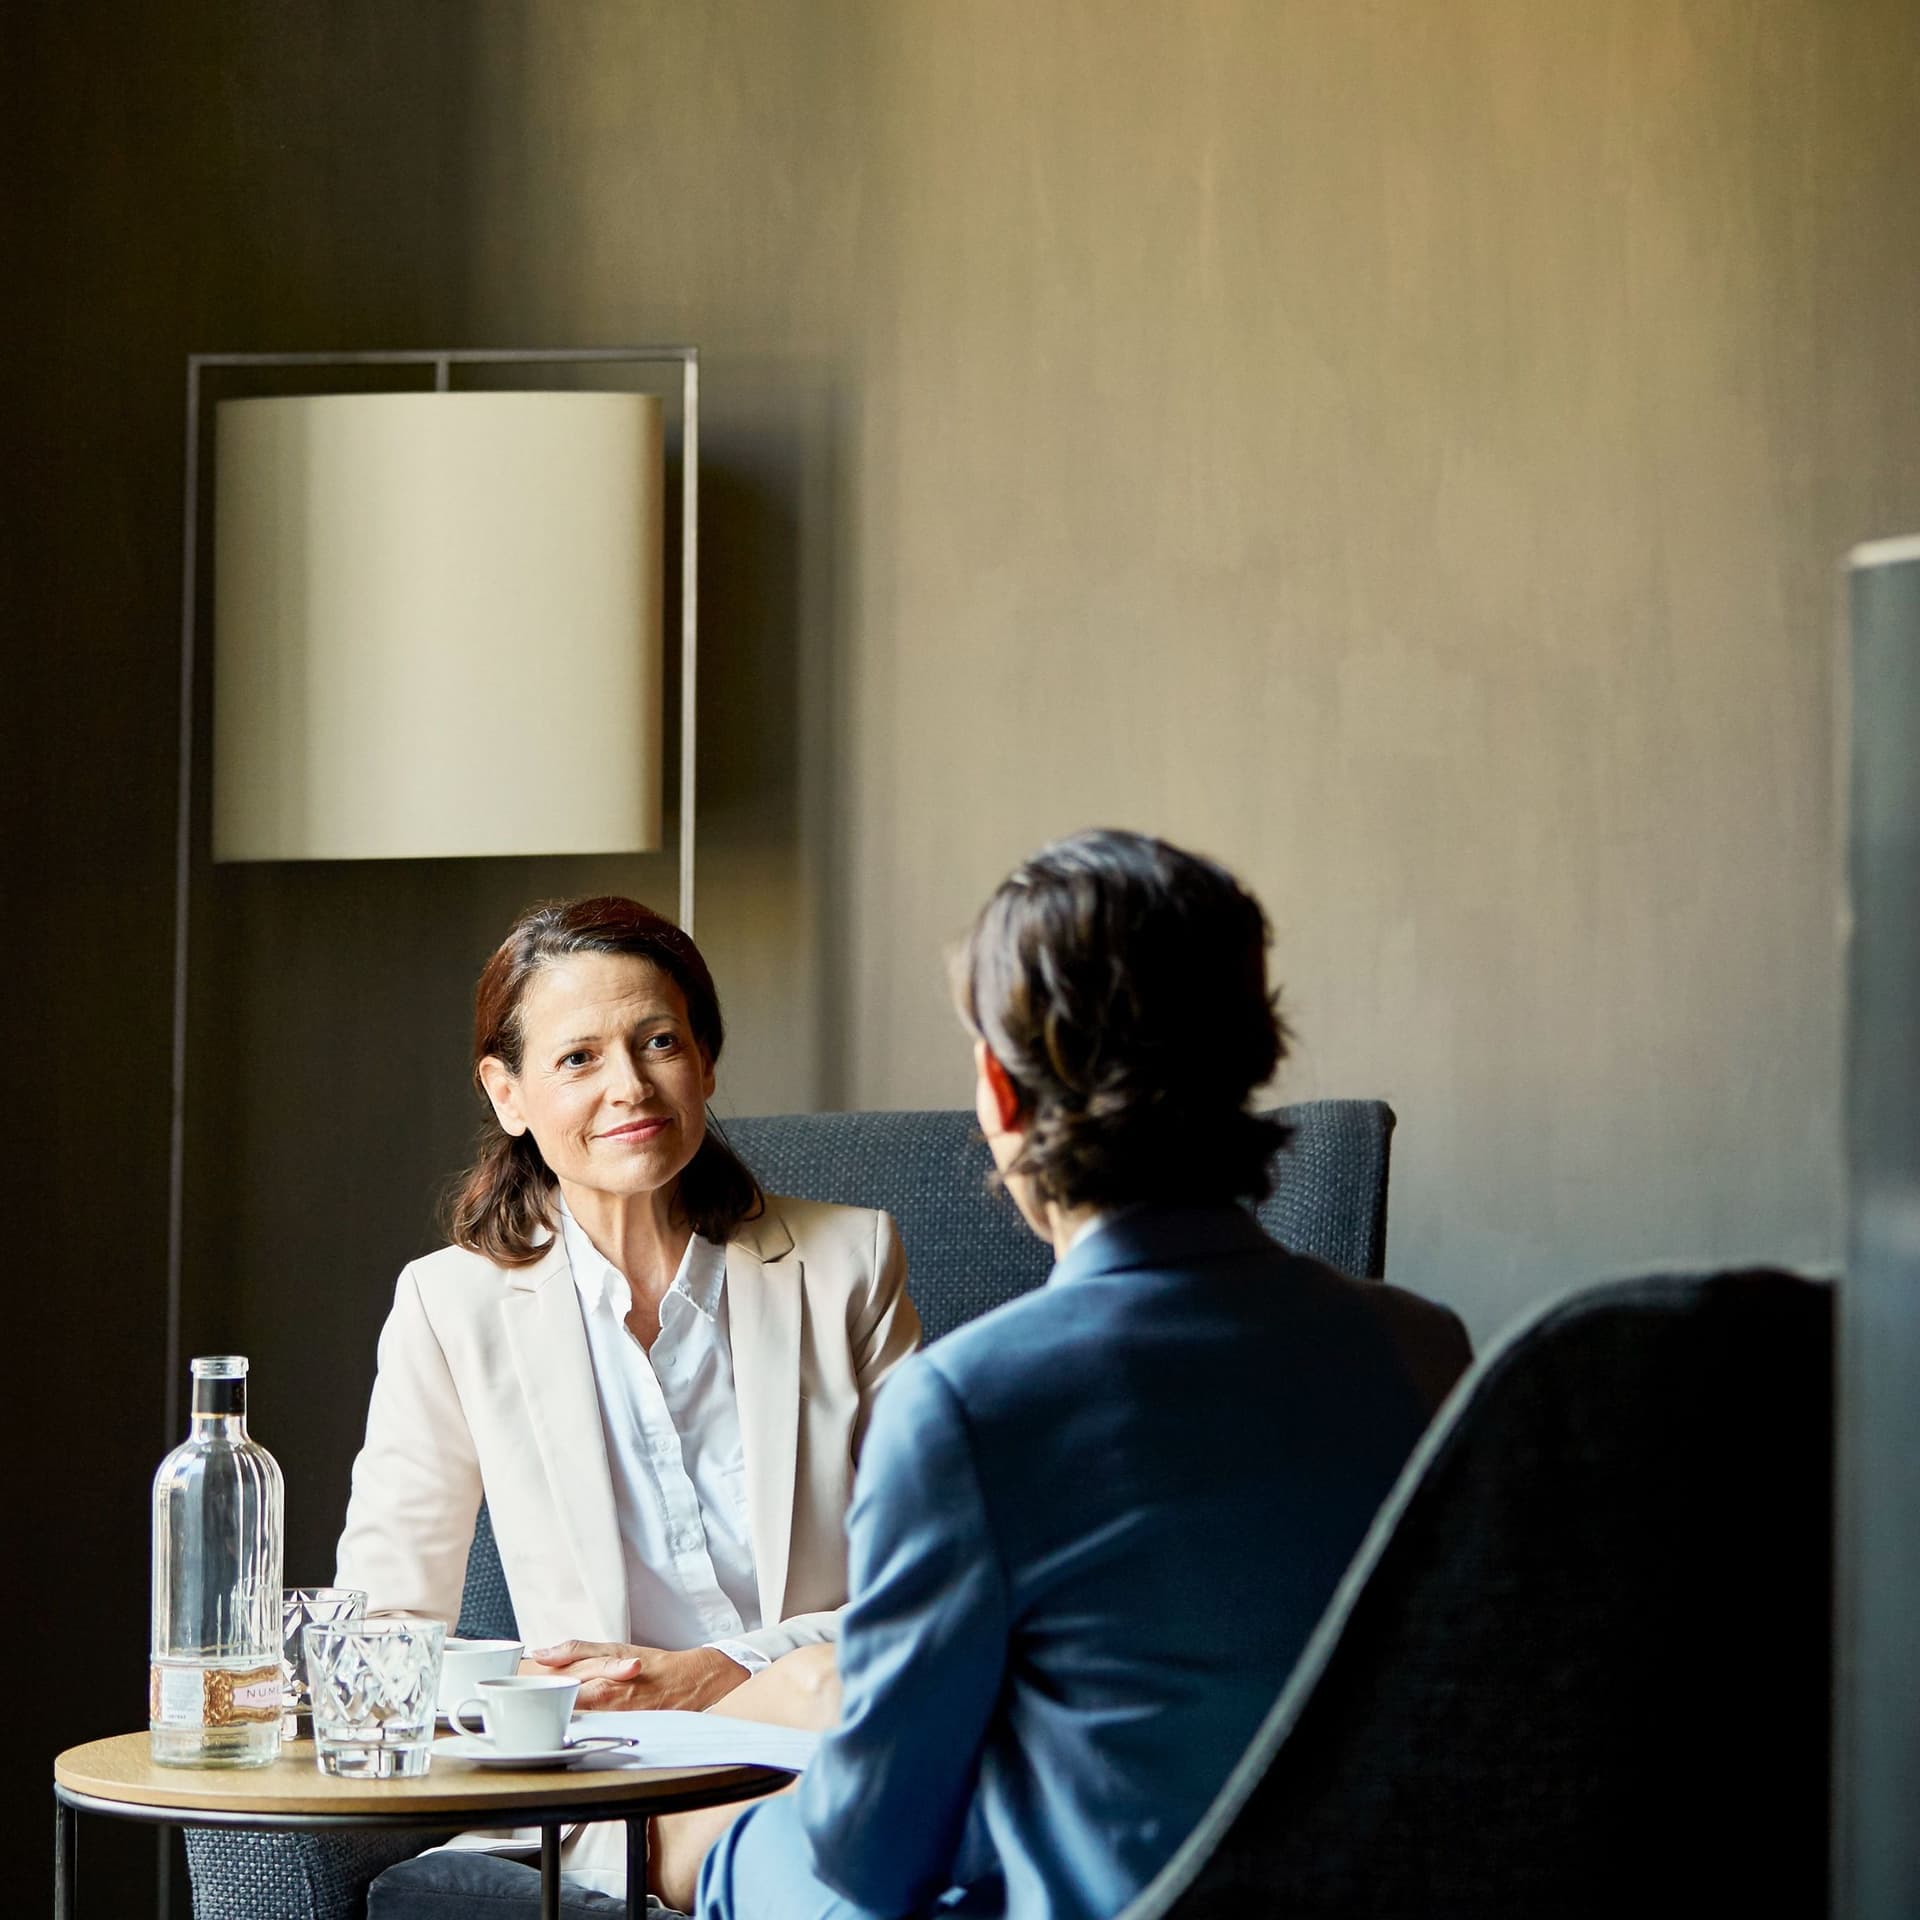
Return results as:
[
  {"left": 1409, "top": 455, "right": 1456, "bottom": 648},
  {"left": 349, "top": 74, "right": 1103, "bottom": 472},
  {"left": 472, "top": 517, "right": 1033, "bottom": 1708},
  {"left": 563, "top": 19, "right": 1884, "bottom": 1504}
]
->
[
  {"left": 437, "top": 1637, "right": 525, "bottom": 1717},
  {"left": 450, "top": 1674, "right": 580, "bottom": 1752}
]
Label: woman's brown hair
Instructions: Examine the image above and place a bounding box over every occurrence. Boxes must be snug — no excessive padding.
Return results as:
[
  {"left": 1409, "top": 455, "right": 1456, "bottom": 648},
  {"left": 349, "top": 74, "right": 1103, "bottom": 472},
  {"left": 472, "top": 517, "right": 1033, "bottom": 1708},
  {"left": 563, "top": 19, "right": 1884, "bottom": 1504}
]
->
[
  {"left": 444, "top": 896, "right": 762, "bottom": 1265},
  {"left": 955, "top": 829, "right": 1291, "bottom": 1212}
]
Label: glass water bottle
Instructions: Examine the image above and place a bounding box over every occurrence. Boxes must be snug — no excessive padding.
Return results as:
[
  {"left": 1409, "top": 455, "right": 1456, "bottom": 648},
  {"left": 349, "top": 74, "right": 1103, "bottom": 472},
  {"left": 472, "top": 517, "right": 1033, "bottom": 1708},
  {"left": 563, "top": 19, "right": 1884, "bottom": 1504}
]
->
[{"left": 150, "top": 1356, "right": 285, "bottom": 1766}]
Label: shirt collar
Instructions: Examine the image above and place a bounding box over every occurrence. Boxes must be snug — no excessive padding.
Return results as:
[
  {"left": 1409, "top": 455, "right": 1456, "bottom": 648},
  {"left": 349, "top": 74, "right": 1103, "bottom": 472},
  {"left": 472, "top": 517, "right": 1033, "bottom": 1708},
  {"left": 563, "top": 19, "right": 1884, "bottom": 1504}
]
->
[{"left": 556, "top": 1194, "right": 726, "bottom": 1322}]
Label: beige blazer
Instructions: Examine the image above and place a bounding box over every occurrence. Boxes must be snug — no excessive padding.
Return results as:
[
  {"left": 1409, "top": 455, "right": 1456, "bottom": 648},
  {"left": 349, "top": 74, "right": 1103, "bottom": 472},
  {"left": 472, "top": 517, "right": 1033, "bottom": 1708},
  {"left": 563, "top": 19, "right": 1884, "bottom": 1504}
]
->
[{"left": 334, "top": 1195, "right": 920, "bottom": 1665}]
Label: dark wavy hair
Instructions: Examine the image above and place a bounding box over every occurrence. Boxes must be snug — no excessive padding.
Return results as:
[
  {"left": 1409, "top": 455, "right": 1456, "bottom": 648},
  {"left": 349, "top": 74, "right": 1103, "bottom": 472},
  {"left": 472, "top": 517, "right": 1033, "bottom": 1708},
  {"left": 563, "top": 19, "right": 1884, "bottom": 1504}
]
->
[
  {"left": 954, "top": 829, "right": 1291, "bottom": 1211},
  {"left": 444, "top": 896, "right": 762, "bottom": 1266}
]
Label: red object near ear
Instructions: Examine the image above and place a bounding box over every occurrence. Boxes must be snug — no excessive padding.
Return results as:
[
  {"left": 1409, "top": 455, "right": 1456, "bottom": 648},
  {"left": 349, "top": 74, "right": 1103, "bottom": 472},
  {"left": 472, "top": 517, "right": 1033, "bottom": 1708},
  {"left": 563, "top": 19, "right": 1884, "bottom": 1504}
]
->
[{"left": 980, "top": 1045, "right": 1025, "bottom": 1134}]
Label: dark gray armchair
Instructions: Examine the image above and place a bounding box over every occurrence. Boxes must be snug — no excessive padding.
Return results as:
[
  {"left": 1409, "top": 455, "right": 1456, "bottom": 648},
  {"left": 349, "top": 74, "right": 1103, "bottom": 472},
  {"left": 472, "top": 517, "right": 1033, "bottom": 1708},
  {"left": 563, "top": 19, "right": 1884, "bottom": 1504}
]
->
[
  {"left": 185, "top": 1099, "right": 1398, "bottom": 1920},
  {"left": 1119, "top": 1267, "right": 1833, "bottom": 1920}
]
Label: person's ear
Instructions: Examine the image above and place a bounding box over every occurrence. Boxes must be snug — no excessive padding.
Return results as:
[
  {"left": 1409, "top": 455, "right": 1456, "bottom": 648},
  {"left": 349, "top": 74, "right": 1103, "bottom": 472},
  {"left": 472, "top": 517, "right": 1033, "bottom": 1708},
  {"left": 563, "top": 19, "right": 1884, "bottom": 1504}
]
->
[
  {"left": 974, "top": 1038, "right": 1025, "bottom": 1138},
  {"left": 478, "top": 1056, "right": 529, "bottom": 1137}
]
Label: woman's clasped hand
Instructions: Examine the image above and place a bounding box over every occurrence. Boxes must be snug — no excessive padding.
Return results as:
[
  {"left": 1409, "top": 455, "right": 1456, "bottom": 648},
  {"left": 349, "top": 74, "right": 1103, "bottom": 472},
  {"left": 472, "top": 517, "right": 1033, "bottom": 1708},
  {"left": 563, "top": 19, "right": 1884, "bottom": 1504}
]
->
[{"left": 517, "top": 1638, "right": 747, "bottom": 1712}]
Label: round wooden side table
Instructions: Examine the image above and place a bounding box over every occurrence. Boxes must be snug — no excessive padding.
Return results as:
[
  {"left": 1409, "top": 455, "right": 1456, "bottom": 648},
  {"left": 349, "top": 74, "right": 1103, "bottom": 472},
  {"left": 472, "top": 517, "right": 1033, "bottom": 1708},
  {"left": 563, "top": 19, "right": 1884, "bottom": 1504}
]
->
[{"left": 53, "top": 1733, "right": 786, "bottom": 1920}]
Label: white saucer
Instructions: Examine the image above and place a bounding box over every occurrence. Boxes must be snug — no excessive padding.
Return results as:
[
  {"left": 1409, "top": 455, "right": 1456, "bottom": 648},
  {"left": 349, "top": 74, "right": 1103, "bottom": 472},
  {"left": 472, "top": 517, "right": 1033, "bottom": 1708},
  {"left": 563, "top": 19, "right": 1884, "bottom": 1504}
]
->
[{"left": 436, "top": 1734, "right": 632, "bottom": 1770}]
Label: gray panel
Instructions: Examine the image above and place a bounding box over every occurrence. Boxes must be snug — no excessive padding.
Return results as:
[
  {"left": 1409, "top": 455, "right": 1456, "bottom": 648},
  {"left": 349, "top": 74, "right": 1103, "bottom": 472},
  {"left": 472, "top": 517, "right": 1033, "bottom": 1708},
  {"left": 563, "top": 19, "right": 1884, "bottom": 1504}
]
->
[{"left": 1837, "top": 539, "right": 1920, "bottom": 1919}]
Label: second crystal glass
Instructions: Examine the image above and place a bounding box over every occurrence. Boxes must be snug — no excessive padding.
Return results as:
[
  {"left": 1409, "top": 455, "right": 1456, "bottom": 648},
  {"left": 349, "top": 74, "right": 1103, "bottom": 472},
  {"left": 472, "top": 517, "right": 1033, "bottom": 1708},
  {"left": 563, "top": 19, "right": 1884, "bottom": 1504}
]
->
[{"left": 302, "top": 1618, "right": 444, "bottom": 1777}]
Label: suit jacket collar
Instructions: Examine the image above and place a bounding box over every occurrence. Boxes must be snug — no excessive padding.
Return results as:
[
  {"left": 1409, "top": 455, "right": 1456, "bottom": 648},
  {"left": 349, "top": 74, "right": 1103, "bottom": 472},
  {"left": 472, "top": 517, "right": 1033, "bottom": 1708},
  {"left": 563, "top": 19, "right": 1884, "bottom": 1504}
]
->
[
  {"left": 504, "top": 1230, "right": 570, "bottom": 1293},
  {"left": 730, "top": 1202, "right": 796, "bottom": 1265},
  {"left": 1049, "top": 1204, "right": 1273, "bottom": 1289}
]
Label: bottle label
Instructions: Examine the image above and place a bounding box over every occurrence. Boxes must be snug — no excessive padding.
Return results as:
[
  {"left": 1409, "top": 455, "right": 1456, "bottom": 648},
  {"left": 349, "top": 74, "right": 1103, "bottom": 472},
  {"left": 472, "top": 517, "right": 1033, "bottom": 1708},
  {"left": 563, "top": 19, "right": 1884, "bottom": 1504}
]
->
[{"left": 150, "top": 1662, "right": 284, "bottom": 1728}]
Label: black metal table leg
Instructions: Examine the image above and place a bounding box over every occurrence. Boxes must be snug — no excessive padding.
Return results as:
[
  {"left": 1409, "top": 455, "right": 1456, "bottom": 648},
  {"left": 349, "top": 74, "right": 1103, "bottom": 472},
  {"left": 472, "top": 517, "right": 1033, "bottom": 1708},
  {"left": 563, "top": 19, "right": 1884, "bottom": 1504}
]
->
[
  {"left": 54, "top": 1796, "right": 77, "bottom": 1920},
  {"left": 540, "top": 1825, "right": 561, "bottom": 1920},
  {"left": 627, "top": 1814, "right": 648, "bottom": 1914}
]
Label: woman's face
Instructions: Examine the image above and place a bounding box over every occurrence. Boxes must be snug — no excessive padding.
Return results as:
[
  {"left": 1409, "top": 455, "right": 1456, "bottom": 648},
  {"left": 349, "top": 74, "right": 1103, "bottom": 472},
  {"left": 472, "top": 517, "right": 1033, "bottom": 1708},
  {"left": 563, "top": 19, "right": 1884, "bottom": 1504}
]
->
[{"left": 479, "top": 952, "right": 715, "bottom": 1207}]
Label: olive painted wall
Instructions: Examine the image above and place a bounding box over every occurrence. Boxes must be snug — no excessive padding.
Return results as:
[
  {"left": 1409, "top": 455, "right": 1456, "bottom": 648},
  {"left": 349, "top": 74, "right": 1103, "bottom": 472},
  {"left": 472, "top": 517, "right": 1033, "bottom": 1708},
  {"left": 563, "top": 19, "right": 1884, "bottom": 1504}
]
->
[{"left": 9, "top": 3, "right": 1917, "bottom": 1909}]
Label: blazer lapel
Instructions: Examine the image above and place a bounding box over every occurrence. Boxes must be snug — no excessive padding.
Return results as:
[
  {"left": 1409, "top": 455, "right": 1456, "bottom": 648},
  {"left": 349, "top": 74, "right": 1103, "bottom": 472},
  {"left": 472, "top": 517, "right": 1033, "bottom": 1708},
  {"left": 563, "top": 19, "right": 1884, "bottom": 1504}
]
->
[
  {"left": 500, "top": 1236, "right": 629, "bottom": 1641},
  {"left": 727, "top": 1207, "right": 800, "bottom": 1628}
]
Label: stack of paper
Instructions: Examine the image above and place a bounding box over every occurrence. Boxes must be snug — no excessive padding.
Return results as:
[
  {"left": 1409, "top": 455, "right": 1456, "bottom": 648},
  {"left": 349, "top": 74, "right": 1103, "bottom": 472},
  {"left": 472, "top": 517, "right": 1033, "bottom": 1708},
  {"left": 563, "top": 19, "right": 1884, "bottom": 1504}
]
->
[{"left": 573, "top": 1709, "right": 820, "bottom": 1773}]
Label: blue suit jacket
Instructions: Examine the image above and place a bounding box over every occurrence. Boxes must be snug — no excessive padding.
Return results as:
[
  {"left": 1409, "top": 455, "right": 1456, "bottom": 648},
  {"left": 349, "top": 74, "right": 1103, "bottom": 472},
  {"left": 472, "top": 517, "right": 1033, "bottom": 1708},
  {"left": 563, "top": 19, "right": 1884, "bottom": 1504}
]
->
[{"left": 702, "top": 1206, "right": 1471, "bottom": 1920}]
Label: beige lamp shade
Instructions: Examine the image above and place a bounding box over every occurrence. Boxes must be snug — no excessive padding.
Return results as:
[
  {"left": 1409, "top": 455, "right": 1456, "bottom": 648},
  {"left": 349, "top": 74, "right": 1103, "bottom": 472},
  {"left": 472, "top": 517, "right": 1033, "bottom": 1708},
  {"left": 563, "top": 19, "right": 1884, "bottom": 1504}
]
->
[{"left": 212, "top": 390, "right": 663, "bottom": 861}]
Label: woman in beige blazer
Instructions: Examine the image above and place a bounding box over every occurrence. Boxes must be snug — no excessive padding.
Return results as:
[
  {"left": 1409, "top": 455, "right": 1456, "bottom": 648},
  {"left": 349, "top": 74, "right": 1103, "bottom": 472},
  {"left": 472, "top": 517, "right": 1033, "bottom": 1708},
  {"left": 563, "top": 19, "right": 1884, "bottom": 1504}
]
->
[{"left": 336, "top": 894, "right": 918, "bottom": 1746}]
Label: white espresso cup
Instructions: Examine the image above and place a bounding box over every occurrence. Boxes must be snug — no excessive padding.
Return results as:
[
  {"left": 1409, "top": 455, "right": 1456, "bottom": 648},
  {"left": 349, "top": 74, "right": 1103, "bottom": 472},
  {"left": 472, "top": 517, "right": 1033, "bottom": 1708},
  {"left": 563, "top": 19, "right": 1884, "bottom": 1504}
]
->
[
  {"left": 450, "top": 1674, "right": 580, "bottom": 1752},
  {"left": 437, "top": 1637, "right": 524, "bottom": 1717}
]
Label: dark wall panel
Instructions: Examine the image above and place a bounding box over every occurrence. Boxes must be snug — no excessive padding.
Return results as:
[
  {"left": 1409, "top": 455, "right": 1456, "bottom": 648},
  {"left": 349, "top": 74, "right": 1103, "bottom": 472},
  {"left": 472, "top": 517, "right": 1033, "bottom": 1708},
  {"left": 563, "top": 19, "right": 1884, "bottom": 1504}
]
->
[
  {"left": 1837, "top": 542, "right": 1920, "bottom": 1918},
  {"left": 5, "top": 7, "right": 484, "bottom": 1908}
]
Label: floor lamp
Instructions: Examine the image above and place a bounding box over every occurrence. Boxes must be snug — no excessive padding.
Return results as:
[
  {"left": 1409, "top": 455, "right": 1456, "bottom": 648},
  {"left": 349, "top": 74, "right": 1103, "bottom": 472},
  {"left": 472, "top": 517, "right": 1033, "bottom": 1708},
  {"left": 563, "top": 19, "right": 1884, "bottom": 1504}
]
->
[{"left": 166, "top": 346, "right": 699, "bottom": 1442}]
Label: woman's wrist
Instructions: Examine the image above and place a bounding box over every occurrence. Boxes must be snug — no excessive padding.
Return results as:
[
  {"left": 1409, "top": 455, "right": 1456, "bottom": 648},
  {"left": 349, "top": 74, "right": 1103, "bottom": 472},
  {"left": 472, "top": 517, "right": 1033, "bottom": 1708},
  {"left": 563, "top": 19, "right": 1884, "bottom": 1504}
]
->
[{"left": 681, "top": 1645, "right": 750, "bottom": 1709}]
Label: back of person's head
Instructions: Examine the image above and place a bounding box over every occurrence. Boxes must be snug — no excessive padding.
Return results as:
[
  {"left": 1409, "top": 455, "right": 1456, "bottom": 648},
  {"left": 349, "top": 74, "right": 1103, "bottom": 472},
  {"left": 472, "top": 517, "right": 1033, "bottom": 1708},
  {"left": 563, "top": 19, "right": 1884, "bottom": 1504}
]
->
[{"left": 955, "top": 828, "right": 1291, "bottom": 1211}]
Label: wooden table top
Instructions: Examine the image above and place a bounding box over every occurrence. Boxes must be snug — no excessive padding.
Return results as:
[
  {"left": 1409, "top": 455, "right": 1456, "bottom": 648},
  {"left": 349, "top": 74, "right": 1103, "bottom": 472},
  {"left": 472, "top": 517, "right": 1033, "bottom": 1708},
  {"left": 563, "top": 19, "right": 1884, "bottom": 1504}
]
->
[{"left": 55, "top": 1733, "right": 783, "bottom": 1821}]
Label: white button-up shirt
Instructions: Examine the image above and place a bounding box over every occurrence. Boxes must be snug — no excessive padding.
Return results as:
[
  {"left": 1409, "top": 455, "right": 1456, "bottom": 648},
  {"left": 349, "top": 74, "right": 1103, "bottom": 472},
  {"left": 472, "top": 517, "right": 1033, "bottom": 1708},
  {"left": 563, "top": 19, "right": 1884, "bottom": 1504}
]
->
[{"left": 559, "top": 1199, "right": 766, "bottom": 1673}]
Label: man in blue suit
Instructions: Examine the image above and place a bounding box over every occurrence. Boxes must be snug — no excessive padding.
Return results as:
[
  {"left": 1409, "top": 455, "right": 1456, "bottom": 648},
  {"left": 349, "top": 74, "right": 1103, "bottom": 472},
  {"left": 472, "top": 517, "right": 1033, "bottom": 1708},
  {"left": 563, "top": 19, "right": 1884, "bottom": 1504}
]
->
[{"left": 695, "top": 829, "right": 1471, "bottom": 1920}]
